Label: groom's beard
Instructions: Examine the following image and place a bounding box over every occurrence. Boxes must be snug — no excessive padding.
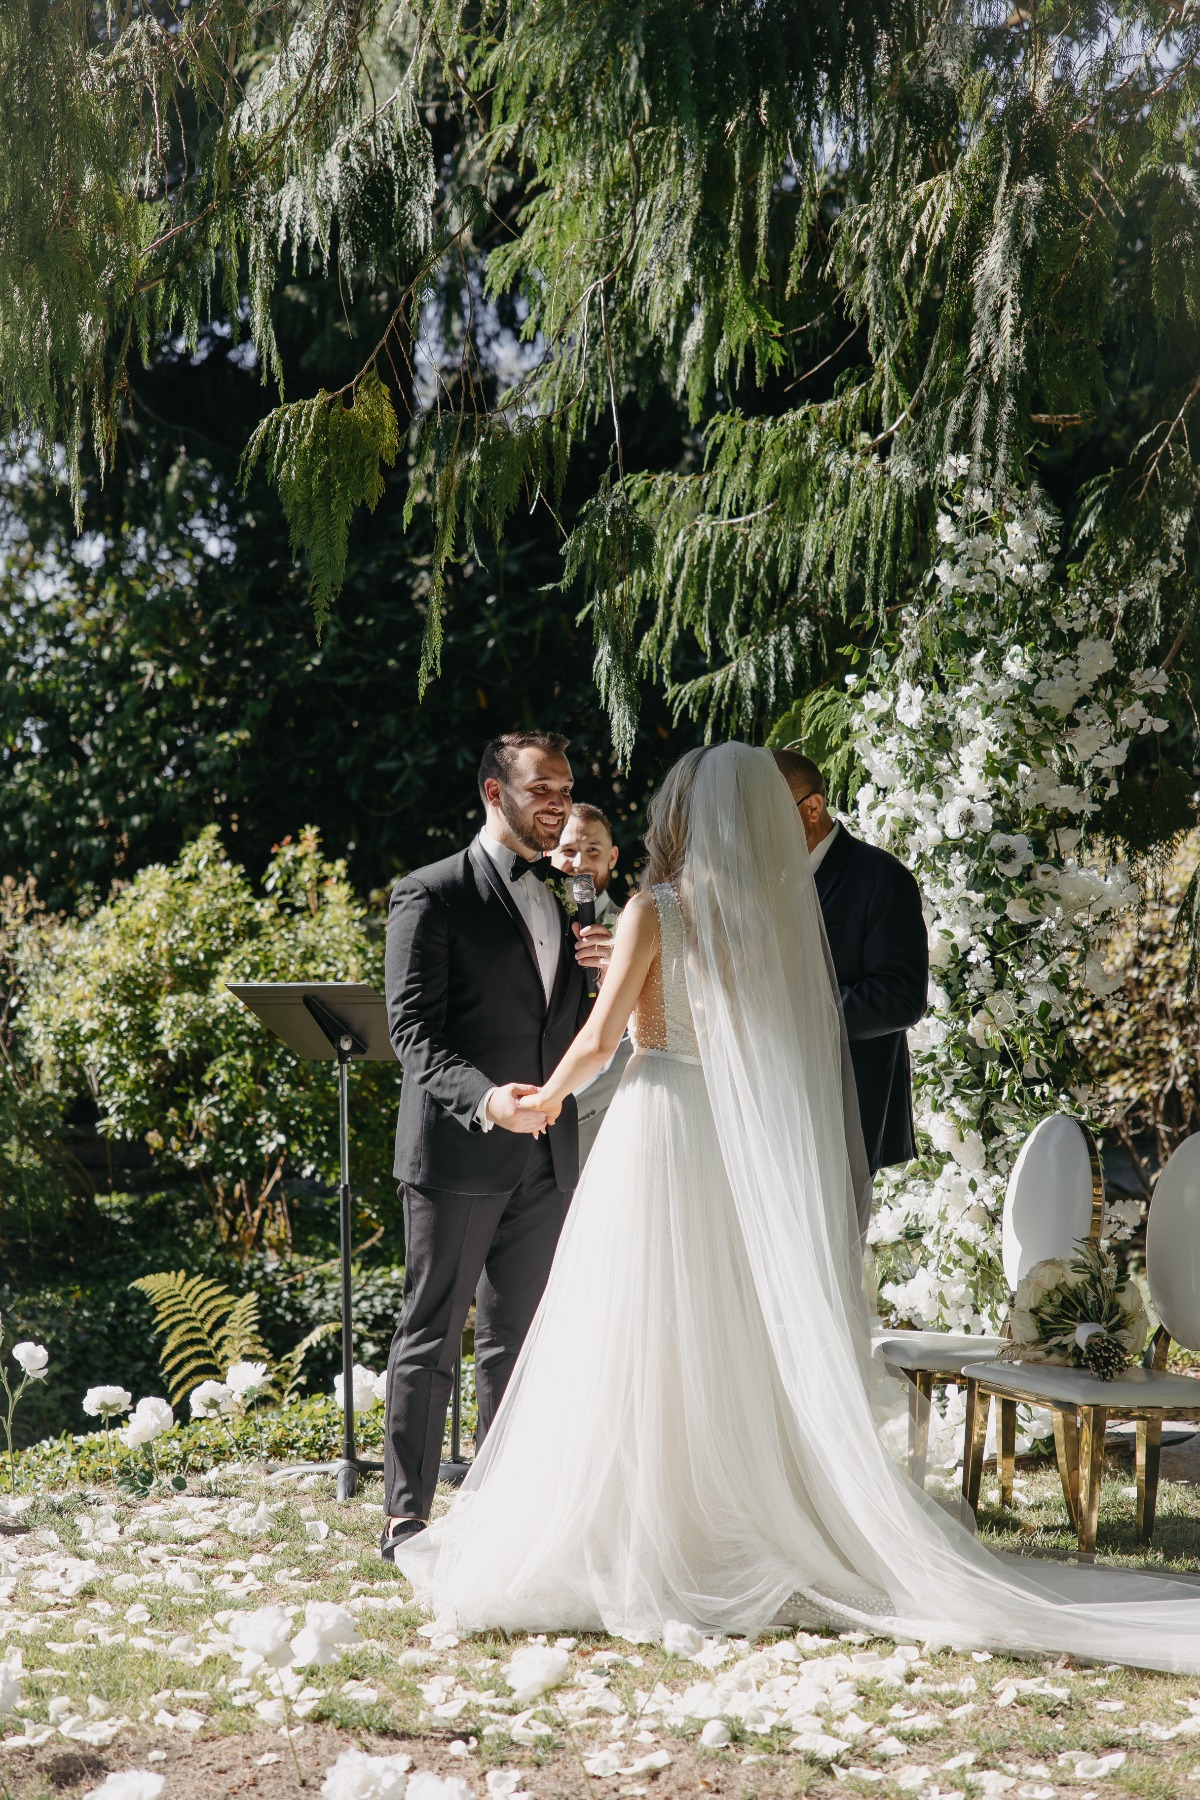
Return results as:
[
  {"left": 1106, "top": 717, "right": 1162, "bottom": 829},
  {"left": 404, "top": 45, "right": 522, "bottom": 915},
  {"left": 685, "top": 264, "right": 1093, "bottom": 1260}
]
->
[{"left": 498, "top": 788, "right": 561, "bottom": 856}]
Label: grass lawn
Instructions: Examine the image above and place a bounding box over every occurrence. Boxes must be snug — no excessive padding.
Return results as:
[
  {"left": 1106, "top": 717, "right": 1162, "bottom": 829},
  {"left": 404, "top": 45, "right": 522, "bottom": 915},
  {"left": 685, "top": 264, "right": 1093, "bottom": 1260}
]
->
[{"left": 2, "top": 1440, "right": 1200, "bottom": 1798}]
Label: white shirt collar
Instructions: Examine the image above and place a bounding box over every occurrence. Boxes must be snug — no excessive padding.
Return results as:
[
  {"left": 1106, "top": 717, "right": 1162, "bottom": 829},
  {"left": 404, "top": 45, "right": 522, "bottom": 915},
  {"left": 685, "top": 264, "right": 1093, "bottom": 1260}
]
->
[
  {"left": 479, "top": 827, "right": 530, "bottom": 874},
  {"left": 807, "top": 818, "right": 841, "bottom": 876}
]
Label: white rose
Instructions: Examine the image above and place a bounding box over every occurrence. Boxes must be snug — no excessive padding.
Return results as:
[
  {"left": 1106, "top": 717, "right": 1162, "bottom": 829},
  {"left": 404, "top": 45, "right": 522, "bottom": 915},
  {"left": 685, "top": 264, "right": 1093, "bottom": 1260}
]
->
[
  {"left": 502, "top": 1644, "right": 570, "bottom": 1705},
  {"left": 320, "top": 1748, "right": 413, "bottom": 1800},
  {"left": 334, "top": 1365, "right": 381, "bottom": 1414},
  {"left": 83, "top": 1385, "right": 132, "bottom": 1420},
  {"left": 82, "top": 1775, "right": 167, "bottom": 1800},
  {"left": 190, "top": 1380, "right": 235, "bottom": 1420},
  {"left": 120, "top": 1396, "right": 174, "bottom": 1448},
  {"left": 291, "top": 1601, "right": 362, "bottom": 1668},
  {"left": 226, "top": 1360, "right": 270, "bottom": 1399},
  {"left": 0, "top": 1660, "right": 20, "bottom": 1719},
  {"left": 662, "top": 1619, "right": 705, "bottom": 1658},
  {"left": 988, "top": 831, "right": 1033, "bottom": 876},
  {"left": 407, "top": 1777, "right": 475, "bottom": 1800},
  {"left": 12, "top": 1342, "right": 49, "bottom": 1381},
  {"left": 227, "top": 1604, "right": 295, "bottom": 1671}
]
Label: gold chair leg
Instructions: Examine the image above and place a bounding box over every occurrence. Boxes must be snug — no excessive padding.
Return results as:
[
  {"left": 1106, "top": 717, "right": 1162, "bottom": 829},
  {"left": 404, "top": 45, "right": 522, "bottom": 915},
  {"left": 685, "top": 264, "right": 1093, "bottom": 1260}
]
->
[
  {"left": 1052, "top": 1409, "right": 1081, "bottom": 1531},
  {"left": 1076, "top": 1406, "right": 1107, "bottom": 1559},
  {"left": 998, "top": 1398, "right": 1016, "bottom": 1508},
  {"left": 1137, "top": 1417, "right": 1163, "bottom": 1545},
  {"left": 909, "top": 1370, "right": 933, "bottom": 1488},
  {"left": 962, "top": 1380, "right": 990, "bottom": 1510}
]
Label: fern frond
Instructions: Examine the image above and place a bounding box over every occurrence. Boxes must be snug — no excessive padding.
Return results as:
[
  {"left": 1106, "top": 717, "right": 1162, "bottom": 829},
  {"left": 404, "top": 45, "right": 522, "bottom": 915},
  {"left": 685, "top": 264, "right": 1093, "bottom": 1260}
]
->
[
  {"left": 131, "top": 1270, "right": 263, "bottom": 1404},
  {"left": 274, "top": 1321, "right": 340, "bottom": 1408},
  {"left": 218, "top": 1292, "right": 268, "bottom": 1369}
]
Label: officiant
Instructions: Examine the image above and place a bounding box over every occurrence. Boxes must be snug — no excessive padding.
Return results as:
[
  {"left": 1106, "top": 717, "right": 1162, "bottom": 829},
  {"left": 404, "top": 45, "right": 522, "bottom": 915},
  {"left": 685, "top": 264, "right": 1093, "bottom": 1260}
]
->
[
  {"left": 772, "top": 749, "right": 928, "bottom": 1175},
  {"left": 551, "top": 802, "right": 631, "bottom": 1163}
]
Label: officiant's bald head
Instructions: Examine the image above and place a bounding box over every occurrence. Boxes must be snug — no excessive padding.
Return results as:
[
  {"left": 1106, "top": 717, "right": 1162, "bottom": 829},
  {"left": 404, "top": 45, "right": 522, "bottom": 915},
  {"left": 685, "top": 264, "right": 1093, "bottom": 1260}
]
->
[{"left": 770, "top": 749, "right": 833, "bottom": 855}]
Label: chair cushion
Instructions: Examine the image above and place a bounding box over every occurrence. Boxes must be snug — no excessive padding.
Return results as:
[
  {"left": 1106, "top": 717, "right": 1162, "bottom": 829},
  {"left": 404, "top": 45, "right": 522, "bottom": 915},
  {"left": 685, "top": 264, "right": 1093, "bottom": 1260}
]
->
[
  {"left": 968, "top": 1359, "right": 1200, "bottom": 1410},
  {"left": 873, "top": 1331, "right": 1006, "bottom": 1373}
]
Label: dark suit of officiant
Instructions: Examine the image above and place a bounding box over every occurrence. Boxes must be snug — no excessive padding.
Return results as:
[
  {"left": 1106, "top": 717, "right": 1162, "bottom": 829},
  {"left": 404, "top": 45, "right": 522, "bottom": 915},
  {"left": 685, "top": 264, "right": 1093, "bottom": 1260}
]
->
[
  {"left": 813, "top": 825, "right": 928, "bottom": 1174},
  {"left": 383, "top": 839, "right": 591, "bottom": 1519}
]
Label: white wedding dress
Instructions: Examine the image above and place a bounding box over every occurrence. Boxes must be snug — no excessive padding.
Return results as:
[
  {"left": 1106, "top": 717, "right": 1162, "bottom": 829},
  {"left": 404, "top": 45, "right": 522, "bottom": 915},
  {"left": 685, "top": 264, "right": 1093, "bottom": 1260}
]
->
[{"left": 398, "top": 744, "right": 1200, "bottom": 1672}]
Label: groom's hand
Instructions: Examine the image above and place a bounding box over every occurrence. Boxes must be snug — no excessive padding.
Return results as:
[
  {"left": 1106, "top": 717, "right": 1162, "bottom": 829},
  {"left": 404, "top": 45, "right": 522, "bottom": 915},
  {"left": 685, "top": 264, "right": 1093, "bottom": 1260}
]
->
[{"left": 486, "top": 1082, "right": 550, "bottom": 1134}]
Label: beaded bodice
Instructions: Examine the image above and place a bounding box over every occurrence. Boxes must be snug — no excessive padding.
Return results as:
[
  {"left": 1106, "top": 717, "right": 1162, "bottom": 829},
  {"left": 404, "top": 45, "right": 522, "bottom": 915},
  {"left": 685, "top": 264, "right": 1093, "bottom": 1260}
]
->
[{"left": 630, "top": 883, "right": 701, "bottom": 1059}]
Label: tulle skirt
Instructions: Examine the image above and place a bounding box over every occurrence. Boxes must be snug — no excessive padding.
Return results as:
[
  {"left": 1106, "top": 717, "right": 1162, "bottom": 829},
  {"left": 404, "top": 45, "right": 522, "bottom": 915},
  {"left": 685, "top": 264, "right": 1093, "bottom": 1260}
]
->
[{"left": 397, "top": 1048, "right": 865, "bottom": 1637}]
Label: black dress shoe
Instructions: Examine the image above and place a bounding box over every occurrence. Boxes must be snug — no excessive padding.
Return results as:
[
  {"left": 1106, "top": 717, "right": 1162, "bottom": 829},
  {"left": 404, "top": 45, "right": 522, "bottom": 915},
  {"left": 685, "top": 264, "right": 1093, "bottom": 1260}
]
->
[{"left": 380, "top": 1517, "right": 427, "bottom": 1563}]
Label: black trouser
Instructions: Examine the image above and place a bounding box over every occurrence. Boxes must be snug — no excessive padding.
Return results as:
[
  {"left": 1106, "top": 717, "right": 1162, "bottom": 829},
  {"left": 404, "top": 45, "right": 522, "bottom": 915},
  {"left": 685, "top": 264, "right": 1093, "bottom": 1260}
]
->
[{"left": 383, "top": 1136, "right": 569, "bottom": 1519}]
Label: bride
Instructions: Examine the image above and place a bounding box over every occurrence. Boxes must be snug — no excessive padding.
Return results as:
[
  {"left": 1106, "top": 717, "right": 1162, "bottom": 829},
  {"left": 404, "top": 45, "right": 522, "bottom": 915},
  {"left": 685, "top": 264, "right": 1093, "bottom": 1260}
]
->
[{"left": 397, "top": 742, "right": 1200, "bottom": 1672}]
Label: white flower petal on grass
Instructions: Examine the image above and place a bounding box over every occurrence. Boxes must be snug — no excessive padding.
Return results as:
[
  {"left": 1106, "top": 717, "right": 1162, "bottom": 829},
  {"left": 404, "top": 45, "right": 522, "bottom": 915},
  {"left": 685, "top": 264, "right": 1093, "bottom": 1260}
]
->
[
  {"left": 290, "top": 1601, "right": 361, "bottom": 1667},
  {"left": 700, "top": 1719, "right": 731, "bottom": 1747},
  {"left": 320, "top": 1747, "right": 413, "bottom": 1800},
  {"left": 12, "top": 1341, "right": 49, "bottom": 1380},
  {"left": 485, "top": 1774, "right": 533, "bottom": 1799},
  {"left": 226, "top": 1360, "right": 270, "bottom": 1400},
  {"left": 83, "top": 1776, "right": 166, "bottom": 1800},
  {"left": 190, "top": 1381, "right": 234, "bottom": 1420},
  {"left": 662, "top": 1620, "right": 705, "bottom": 1658},
  {"left": 121, "top": 1397, "right": 174, "bottom": 1448},
  {"left": 82, "top": 1386, "right": 132, "bottom": 1420},
  {"left": 502, "top": 1644, "right": 570, "bottom": 1705}
]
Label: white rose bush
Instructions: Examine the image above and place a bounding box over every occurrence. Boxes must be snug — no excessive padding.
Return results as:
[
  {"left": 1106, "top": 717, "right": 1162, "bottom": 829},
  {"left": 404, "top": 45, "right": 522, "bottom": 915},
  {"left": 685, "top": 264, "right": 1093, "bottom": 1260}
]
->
[
  {"left": 849, "top": 488, "right": 1169, "bottom": 1338},
  {"left": 0, "top": 1318, "right": 49, "bottom": 1493}
]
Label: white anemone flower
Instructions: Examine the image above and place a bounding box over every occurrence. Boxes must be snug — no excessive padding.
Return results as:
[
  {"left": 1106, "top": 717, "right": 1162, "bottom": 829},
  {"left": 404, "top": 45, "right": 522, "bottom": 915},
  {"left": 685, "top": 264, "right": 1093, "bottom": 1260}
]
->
[
  {"left": 941, "top": 795, "right": 994, "bottom": 839},
  {"left": 190, "top": 1380, "right": 234, "bottom": 1420},
  {"left": 291, "top": 1601, "right": 362, "bottom": 1667},
  {"left": 320, "top": 1748, "right": 413, "bottom": 1800},
  {"left": 502, "top": 1643, "right": 570, "bottom": 1704},
  {"left": 82, "top": 1386, "right": 132, "bottom": 1420},
  {"left": 120, "top": 1396, "right": 174, "bottom": 1448},
  {"left": 11, "top": 1342, "right": 49, "bottom": 1380},
  {"left": 226, "top": 1360, "right": 270, "bottom": 1400}
]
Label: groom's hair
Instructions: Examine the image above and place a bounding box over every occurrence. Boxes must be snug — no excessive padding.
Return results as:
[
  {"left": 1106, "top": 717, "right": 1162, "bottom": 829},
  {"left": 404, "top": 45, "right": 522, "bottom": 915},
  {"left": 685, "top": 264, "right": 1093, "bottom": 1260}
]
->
[
  {"left": 770, "top": 748, "right": 826, "bottom": 798},
  {"left": 478, "top": 731, "right": 571, "bottom": 800}
]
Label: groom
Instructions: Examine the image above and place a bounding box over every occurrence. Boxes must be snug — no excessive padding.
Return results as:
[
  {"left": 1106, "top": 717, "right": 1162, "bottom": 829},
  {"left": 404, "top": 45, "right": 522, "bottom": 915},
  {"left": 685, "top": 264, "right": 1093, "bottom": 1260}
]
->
[
  {"left": 380, "top": 732, "right": 608, "bottom": 1560},
  {"left": 772, "top": 749, "right": 928, "bottom": 1177}
]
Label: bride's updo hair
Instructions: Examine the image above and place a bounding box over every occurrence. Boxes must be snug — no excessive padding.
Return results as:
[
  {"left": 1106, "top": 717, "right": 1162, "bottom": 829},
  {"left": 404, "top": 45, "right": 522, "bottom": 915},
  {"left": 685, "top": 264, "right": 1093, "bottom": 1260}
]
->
[{"left": 640, "top": 747, "right": 711, "bottom": 890}]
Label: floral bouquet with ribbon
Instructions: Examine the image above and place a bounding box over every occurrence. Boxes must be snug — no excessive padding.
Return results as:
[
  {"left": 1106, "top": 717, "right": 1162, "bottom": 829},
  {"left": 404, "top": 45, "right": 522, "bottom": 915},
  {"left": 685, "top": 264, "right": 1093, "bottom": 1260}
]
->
[{"left": 1004, "top": 1238, "right": 1150, "bottom": 1380}]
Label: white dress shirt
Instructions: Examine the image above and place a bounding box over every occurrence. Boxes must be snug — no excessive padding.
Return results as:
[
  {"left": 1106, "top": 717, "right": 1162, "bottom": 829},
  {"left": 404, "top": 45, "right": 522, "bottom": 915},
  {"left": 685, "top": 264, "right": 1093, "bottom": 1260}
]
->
[
  {"left": 807, "top": 818, "right": 841, "bottom": 877},
  {"left": 475, "top": 829, "right": 564, "bottom": 1131}
]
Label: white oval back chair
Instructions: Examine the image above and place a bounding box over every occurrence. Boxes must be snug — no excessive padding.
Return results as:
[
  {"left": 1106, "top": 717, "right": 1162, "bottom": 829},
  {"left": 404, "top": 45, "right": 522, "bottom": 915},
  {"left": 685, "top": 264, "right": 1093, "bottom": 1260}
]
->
[
  {"left": 873, "top": 1113, "right": 1103, "bottom": 1493},
  {"left": 961, "top": 1132, "right": 1200, "bottom": 1557}
]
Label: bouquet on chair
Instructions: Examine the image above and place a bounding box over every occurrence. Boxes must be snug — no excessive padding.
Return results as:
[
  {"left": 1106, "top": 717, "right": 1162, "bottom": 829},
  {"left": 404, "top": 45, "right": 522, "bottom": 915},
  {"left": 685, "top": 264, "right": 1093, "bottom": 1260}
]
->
[{"left": 1004, "top": 1239, "right": 1150, "bottom": 1380}]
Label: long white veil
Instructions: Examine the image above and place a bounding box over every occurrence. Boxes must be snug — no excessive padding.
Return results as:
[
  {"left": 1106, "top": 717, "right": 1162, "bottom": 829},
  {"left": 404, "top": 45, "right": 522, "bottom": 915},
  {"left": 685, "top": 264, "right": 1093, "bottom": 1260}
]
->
[{"left": 684, "top": 743, "right": 1200, "bottom": 1669}]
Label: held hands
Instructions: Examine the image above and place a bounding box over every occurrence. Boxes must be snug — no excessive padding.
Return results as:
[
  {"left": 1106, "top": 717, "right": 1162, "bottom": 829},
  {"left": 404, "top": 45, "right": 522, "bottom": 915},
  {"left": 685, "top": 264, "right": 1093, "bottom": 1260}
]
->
[
  {"left": 573, "top": 921, "right": 613, "bottom": 972},
  {"left": 518, "top": 1088, "right": 562, "bottom": 1135},
  {"left": 486, "top": 1082, "right": 550, "bottom": 1134}
]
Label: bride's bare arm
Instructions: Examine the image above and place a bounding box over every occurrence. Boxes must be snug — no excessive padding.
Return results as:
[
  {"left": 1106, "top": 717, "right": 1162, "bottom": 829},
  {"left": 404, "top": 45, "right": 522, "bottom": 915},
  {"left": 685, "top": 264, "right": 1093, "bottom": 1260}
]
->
[{"left": 518, "top": 894, "right": 660, "bottom": 1125}]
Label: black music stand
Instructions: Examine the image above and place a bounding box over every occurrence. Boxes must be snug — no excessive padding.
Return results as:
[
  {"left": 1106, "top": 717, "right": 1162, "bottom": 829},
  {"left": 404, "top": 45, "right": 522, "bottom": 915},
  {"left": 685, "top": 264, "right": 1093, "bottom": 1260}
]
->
[{"left": 227, "top": 982, "right": 470, "bottom": 1498}]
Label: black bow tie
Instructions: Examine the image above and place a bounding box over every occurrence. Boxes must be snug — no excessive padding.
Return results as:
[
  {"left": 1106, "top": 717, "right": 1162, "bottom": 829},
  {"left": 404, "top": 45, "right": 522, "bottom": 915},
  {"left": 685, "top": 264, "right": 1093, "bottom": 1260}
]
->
[{"left": 510, "top": 854, "right": 553, "bottom": 884}]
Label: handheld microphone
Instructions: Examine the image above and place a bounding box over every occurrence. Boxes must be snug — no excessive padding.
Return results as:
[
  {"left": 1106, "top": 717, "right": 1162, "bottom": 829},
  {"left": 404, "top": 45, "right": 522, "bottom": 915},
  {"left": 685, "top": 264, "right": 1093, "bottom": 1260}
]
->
[{"left": 571, "top": 872, "right": 599, "bottom": 999}]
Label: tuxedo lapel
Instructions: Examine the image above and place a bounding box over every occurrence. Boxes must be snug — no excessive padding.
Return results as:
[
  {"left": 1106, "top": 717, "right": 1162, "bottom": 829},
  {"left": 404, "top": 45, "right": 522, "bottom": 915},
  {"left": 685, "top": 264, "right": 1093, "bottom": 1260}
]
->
[{"left": 469, "top": 840, "right": 546, "bottom": 998}]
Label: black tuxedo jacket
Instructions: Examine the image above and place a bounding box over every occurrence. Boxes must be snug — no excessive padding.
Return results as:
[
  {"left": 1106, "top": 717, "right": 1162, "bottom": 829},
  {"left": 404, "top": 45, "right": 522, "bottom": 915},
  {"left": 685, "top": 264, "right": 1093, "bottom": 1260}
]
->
[
  {"left": 385, "top": 841, "right": 591, "bottom": 1195},
  {"left": 813, "top": 827, "right": 928, "bottom": 1173}
]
